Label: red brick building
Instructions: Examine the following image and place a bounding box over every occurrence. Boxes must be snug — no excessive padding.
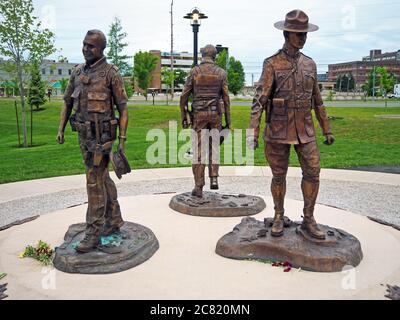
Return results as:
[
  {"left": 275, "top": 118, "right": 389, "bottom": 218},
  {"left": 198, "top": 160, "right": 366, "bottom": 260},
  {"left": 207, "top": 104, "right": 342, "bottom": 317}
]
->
[{"left": 328, "top": 49, "right": 400, "bottom": 90}]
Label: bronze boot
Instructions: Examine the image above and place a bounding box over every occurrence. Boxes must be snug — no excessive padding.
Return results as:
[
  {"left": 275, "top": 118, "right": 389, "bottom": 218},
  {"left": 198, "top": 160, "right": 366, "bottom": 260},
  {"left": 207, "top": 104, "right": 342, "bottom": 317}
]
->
[
  {"left": 191, "top": 185, "right": 203, "bottom": 197},
  {"left": 301, "top": 178, "right": 326, "bottom": 239},
  {"left": 301, "top": 212, "right": 325, "bottom": 239},
  {"left": 271, "top": 211, "right": 284, "bottom": 237},
  {"left": 101, "top": 223, "right": 123, "bottom": 237},
  {"left": 270, "top": 176, "right": 286, "bottom": 237},
  {"left": 76, "top": 233, "right": 100, "bottom": 253},
  {"left": 192, "top": 164, "right": 205, "bottom": 197},
  {"left": 210, "top": 177, "right": 219, "bottom": 190}
]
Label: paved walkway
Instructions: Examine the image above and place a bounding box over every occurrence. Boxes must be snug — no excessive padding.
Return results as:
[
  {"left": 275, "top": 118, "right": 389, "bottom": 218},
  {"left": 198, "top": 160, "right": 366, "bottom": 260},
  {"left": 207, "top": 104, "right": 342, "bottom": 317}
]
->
[{"left": 0, "top": 167, "right": 399, "bottom": 229}]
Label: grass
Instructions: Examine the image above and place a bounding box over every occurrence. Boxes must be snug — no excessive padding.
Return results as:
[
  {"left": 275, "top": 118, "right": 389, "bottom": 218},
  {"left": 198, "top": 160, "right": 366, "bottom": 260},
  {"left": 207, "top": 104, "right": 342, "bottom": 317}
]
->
[{"left": 0, "top": 98, "right": 399, "bottom": 184}]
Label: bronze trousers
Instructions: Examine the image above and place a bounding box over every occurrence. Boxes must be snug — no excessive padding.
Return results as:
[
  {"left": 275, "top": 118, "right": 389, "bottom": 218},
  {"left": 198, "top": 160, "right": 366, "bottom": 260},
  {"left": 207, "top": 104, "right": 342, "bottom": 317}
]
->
[
  {"left": 192, "top": 110, "right": 222, "bottom": 187},
  {"left": 80, "top": 144, "right": 124, "bottom": 236},
  {"left": 265, "top": 140, "right": 321, "bottom": 217}
]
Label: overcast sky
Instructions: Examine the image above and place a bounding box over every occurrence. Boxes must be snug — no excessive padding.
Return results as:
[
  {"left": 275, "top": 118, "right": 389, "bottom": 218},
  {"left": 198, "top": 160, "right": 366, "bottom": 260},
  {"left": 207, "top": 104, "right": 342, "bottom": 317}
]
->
[{"left": 30, "top": 0, "right": 400, "bottom": 84}]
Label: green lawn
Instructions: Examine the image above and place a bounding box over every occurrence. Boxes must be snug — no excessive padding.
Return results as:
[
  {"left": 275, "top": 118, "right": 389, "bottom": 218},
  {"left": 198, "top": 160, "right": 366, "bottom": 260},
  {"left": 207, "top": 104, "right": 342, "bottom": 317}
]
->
[{"left": 0, "top": 98, "right": 399, "bottom": 184}]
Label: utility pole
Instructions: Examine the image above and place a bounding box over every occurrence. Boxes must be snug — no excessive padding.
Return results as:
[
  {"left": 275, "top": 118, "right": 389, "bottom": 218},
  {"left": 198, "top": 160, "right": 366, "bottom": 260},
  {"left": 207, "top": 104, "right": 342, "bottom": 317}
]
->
[
  {"left": 170, "top": 0, "right": 174, "bottom": 101},
  {"left": 251, "top": 73, "right": 254, "bottom": 86}
]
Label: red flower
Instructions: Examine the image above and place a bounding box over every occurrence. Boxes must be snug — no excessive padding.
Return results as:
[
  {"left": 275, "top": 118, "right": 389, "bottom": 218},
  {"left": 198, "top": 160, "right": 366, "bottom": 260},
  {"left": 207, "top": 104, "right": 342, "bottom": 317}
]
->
[{"left": 283, "top": 261, "right": 292, "bottom": 267}]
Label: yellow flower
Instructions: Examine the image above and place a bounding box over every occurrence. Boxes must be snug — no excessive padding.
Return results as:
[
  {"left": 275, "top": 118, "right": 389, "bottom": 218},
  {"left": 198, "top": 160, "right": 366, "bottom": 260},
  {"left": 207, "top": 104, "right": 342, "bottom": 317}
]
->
[{"left": 19, "top": 252, "right": 25, "bottom": 258}]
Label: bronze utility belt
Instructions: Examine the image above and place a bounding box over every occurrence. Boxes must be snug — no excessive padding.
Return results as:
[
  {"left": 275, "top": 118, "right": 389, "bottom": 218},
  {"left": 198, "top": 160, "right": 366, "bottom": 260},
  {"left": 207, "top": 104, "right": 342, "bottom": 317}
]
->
[
  {"left": 193, "top": 99, "right": 220, "bottom": 113},
  {"left": 70, "top": 116, "right": 118, "bottom": 142},
  {"left": 286, "top": 99, "right": 312, "bottom": 110}
]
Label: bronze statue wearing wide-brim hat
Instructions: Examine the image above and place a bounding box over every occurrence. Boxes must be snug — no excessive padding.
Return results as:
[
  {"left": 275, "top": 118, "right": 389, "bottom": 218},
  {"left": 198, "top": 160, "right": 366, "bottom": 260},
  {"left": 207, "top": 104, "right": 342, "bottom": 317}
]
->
[{"left": 274, "top": 9, "right": 319, "bottom": 32}]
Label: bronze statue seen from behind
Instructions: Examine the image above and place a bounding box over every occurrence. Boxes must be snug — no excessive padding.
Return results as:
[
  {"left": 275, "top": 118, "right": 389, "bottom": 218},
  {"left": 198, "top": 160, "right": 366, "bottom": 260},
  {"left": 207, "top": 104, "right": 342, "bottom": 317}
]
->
[{"left": 180, "top": 44, "right": 231, "bottom": 198}]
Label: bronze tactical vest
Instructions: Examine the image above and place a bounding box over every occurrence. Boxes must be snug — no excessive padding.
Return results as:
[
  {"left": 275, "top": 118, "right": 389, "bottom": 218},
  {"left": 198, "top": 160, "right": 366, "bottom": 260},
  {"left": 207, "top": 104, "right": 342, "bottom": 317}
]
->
[
  {"left": 192, "top": 63, "right": 224, "bottom": 110},
  {"left": 72, "top": 59, "right": 115, "bottom": 123}
]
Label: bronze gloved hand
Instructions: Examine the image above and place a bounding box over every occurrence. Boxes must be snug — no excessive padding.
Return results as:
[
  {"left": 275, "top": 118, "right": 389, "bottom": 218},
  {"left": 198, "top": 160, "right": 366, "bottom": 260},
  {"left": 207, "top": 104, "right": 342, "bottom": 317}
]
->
[
  {"left": 323, "top": 133, "right": 335, "bottom": 145},
  {"left": 56, "top": 131, "right": 65, "bottom": 144}
]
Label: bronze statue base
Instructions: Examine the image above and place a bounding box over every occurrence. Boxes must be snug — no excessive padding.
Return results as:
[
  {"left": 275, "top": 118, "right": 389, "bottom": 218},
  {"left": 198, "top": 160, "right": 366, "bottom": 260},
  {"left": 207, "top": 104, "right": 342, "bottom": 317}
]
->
[
  {"left": 169, "top": 192, "right": 266, "bottom": 217},
  {"left": 54, "top": 222, "right": 159, "bottom": 274},
  {"left": 216, "top": 217, "right": 363, "bottom": 272}
]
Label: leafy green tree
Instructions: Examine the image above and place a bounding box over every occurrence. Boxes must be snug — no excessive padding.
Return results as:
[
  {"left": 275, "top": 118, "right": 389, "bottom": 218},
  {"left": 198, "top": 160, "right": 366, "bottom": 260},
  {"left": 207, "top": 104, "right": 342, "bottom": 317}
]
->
[
  {"left": 133, "top": 51, "right": 158, "bottom": 100},
  {"left": 161, "top": 67, "right": 174, "bottom": 101},
  {"left": 335, "top": 75, "right": 341, "bottom": 91},
  {"left": 173, "top": 69, "right": 188, "bottom": 88},
  {"left": 107, "top": 17, "right": 131, "bottom": 76},
  {"left": 59, "top": 78, "right": 69, "bottom": 94},
  {"left": 161, "top": 68, "right": 187, "bottom": 103},
  {"left": 0, "top": 0, "right": 55, "bottom": 147},
  {"left": 376, "top": 66, "right": 396, "bottom": 95},
  {"left": 27, "top": 61, "right": 46, "bottom": 110},
  {"left": 362, "top": 71, "right": 375, "bottom": 96},
  {"left": 215, "top": 49, "right": 228, "bottom": 71},
  {"left": 227, "top": 56, "right": 245, "bottom": 95},
  {"left": 336, "top": 74, "right": 354, "bottom": 92},
  {"left": 57, "top": 55, "right": 68, "bottom": 63},
  {"left": 124, "top": 80, "right": 133, "bottom": 99},
  {"left": 362, "top": 67, "right": 396, "bottom": 96}
]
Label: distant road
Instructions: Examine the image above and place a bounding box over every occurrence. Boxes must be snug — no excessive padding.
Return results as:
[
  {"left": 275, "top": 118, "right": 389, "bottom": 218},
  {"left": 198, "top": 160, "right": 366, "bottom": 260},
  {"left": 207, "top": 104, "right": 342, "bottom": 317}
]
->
[{"left": 128, "top": 100, "right": 400, "bottom": 108}]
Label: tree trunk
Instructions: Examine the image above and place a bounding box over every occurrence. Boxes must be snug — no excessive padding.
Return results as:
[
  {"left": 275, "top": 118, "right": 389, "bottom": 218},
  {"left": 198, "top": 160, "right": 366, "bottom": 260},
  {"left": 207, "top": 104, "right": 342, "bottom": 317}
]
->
[{"left": 17, "top": 60, "right": 28, "bottom": 147}]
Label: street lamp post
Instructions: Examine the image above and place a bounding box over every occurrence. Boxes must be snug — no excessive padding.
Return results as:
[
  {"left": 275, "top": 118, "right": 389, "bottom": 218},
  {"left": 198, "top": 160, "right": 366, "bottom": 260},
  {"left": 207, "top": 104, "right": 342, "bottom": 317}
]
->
[{"left": 184, "top": 8, "right": 208, "bottom": 66}]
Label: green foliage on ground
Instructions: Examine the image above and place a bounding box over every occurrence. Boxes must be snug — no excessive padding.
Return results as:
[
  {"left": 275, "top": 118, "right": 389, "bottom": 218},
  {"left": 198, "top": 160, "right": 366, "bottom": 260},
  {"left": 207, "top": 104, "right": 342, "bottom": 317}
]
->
[
  {"left": 0, "top": 98, "right": 399, "bottom": 183},
  {"left": 20, "top": 240, "right": 54, "bottom": 266}
]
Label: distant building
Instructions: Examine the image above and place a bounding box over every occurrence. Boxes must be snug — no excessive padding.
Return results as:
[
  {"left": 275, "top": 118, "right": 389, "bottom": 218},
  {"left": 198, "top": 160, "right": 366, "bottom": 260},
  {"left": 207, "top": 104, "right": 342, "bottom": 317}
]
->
[
  {"left": 317, "top": 73, "right": 335, "bottom": 91},
  {"left": 147, "top": 50, "right": 202, "bottom": 92},
  {"left": 327, "top": 49, "right": 400, "bottom": 90},
  {"left": 148, "top": 45, "right": 229, "bottom": 93},
  {"left": 0, "top": 58, "right": 77, "bottom": 95}
]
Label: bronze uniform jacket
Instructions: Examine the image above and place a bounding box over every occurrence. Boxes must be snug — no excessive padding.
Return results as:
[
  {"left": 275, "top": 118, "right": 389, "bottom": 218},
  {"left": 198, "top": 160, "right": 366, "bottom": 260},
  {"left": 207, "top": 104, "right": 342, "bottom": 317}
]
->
[
  {"left": 180, "top": 57, "right": 230, "bottom": 117},
  {"left": 250, "top": 48, "right": 331, "bottom": 145},
  {"left": 63, "top": 57, "right": 127, "bottom": 124}
]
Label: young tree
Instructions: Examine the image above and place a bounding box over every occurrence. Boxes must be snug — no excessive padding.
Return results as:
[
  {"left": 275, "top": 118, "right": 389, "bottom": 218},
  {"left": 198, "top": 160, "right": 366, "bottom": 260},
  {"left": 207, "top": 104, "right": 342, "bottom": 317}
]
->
[
  {"left": 107, "top": 17, "right": 131, "bottom": 76},
  {"left": 27, "top": 61, "right": 46, "bottom": 110},
  {"left": 215, "top": 49, "right": 228, "bottom": 71},
  {"left": 59, "top": 78, "right": 69, "bottom": 94},
  {"left": 173, "top": 69, "right": 188, "bottom": 88},
  {"left": 0, "top": 0, "right": 55, "bottom": 147},
  {"left": 161, "top": 67, "right": 174, "bottom": 103},
  {"left": 227, "top": 56, "right": 245, "bottom": 95},
  {"left": 57, "top": 55, "right": 68, "bottom": 63},
  {"left": 376, "top": 66, "right": 396, "bottom": 95},
  {"left": 362, "top": 71, "right": 374, "bottom": 96},
  {"left": 124, "top": 80, "right": 133, "bottom": 99},
  {"left": 133, "top": 51, "right": 158, "bottom": 100}
]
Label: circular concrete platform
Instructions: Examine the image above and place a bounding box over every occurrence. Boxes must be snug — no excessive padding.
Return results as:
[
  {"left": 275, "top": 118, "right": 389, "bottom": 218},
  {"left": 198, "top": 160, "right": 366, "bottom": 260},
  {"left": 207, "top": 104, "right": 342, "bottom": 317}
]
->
[{"left": 0, "top": 194, "right": 399, "bottom": 299}]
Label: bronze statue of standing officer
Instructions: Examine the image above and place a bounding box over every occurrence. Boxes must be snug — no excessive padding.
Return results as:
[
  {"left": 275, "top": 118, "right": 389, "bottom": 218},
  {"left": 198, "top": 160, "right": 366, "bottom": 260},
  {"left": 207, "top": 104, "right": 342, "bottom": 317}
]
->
[
  {"left": 180, "top": 44, "right": 231, "bottom": 198},
  {"left": 248, "top": 10, "right": 335, "bottom": 239},
  {"left": 57, "top": 30, "right": 129, "bottom": 253}
]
